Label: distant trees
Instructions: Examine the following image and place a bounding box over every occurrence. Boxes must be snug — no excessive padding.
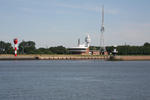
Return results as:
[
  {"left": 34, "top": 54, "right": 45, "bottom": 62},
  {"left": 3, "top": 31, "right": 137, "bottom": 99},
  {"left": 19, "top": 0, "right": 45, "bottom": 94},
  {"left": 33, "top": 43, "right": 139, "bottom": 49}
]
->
[
  {"left": 49, "top": 46, "right": 68, "bottom": 54},
  {"left": 34, "top": 46, "right": 68, "bottom": 54},
  {"left": 0, "top": 39, "right": 150, "bottom": 55},
  {"left": 89, "top": 46, "right": 99, "bottom": 50},
  {"left": 18, "top": 41, "right": 68, "bottom": 54},
  {"left": 0, "top": 41, "right": 13, "bottom": 54},
  {"left": 18, "top": 41, "right": 36, "bottom": 54},
  {"left": 144, "top": 42, "right": 150, "bottom": 47},
  {"left": 35, "top": 48, "right": 52, "bottom": 54},
  {"left": 116, "top": 45, "right": 150, "bottom": 55},
  {"left": 90, "top": 43, "right": 150, "bottom": 55},
  {"left": 106, "top": 44, "right": 150, "bottom": 55}
]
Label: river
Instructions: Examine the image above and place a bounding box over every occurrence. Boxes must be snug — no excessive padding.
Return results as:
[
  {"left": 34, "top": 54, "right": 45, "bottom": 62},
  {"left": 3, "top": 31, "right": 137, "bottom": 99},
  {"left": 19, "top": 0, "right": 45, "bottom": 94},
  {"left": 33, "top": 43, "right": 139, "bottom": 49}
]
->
[{"left": 0, "top": 60, "right": 150, "bottom": 100}]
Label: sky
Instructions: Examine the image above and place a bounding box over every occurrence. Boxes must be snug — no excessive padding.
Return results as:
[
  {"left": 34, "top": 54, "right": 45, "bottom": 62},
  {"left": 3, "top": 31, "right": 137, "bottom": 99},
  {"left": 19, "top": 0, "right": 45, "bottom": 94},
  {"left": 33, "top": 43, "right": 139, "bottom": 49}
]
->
[{"left": 0, "top": 0, "right": 150, "bottom": 48}]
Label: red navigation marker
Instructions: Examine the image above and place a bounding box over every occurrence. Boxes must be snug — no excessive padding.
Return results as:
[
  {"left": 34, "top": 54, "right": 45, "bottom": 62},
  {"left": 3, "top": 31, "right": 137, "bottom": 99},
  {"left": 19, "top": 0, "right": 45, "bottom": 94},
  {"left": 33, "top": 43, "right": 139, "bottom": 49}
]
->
[
  {"left": 14, "top": 38, "right": 18, "bottom": 44},
  {"left": 13, "top": 38, "right": 18, "bottom": 56}
]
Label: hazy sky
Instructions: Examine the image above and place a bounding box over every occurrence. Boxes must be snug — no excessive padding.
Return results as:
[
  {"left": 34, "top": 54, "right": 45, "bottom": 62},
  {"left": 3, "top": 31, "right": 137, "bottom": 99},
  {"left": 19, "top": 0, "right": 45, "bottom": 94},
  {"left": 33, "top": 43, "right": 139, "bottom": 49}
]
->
[{"left": 0, "top": 0, "right": 150, "bottom": 48}]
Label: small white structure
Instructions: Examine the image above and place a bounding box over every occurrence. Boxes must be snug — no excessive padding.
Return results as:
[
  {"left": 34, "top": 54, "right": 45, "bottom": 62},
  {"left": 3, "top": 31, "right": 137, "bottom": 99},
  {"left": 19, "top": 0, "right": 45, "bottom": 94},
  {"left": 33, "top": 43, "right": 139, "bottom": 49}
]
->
[
  {"left": 85, "top": 35, "right": 91, "bottom": 47},
  {"left": 112, "top": 45, "right": 118, "bottom": 55}
]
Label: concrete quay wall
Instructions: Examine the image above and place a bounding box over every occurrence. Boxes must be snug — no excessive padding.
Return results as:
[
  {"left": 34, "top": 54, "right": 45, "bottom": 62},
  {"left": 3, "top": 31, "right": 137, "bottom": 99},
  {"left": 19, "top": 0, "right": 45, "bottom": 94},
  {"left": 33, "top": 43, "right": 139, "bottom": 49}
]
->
[
  {"left": 1, "top": 55, "right": 150, "bottom": 61},
  {"left": 110, "top": 56, "right": 150, "bottom": 61},
  {"left": 0, "top": 55, "right": 109, "bottom": 60}
]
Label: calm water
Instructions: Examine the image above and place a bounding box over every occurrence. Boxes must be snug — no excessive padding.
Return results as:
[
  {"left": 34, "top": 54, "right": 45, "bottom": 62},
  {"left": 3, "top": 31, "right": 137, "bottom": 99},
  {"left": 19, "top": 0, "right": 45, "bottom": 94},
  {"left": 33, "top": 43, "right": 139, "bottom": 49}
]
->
[{"left": 0, "top": 60, "right": 150, "bottom": 100}]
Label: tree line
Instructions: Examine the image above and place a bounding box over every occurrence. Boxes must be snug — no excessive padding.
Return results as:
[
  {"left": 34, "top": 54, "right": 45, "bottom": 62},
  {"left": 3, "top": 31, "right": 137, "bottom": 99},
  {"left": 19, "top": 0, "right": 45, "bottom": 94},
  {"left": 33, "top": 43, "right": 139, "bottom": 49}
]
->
[
  {"left": 0, "top": 40, "right": 68, "bottom": 54},
  {"left": 90, "top": 42, "right": 150, "bottom": 55},
  {"left": 0, "top": 40, "right": 150, "bottom": 55}
]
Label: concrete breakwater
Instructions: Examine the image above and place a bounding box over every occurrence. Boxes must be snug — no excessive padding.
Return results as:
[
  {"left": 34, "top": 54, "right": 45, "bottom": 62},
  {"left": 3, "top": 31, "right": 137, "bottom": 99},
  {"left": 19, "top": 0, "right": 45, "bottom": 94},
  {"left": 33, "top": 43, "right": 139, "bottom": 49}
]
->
[
  {"left": 0, "top": 55, "right": 36, "bottom": 60},
  {"left": 0, "top": 55, "right": 109, "bottom": 60},
  {"left": 1, "top": 55, "right": 150, "bottom": 60},
  {"left": 110, "top": 56, "right": 150, "bottom": 61},
  {"left": 37, "top": 56, "right": 109, "bottom": 60}
]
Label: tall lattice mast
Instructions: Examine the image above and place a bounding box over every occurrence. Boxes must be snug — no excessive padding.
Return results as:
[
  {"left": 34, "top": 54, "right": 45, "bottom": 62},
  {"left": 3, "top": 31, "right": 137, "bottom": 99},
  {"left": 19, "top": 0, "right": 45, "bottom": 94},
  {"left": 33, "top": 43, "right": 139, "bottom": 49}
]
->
[{"left": 100, "top": 5, "right": 106, "bottom": 53}]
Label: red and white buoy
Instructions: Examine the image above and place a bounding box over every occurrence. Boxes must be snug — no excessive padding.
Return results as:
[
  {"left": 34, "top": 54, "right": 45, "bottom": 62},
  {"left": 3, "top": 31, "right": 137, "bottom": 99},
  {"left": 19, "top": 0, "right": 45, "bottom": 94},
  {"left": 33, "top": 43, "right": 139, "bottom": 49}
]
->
[{"left": 13, "top": 38, "right": 18, "bottom": 56}]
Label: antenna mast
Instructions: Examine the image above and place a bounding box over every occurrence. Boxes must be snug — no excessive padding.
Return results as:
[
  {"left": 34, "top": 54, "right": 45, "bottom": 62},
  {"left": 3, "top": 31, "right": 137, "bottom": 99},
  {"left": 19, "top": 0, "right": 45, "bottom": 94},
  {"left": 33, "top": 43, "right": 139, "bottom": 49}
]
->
[{"left": 100, "top": 5, "right": 106, "bottom": 54}]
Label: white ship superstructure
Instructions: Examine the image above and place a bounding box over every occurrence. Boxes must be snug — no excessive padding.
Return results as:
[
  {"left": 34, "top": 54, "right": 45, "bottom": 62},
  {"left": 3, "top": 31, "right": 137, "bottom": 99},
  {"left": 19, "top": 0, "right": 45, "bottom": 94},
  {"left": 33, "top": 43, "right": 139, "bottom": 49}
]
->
[{"left": 68, "top": 35, "right": 91, "bottom": 55}]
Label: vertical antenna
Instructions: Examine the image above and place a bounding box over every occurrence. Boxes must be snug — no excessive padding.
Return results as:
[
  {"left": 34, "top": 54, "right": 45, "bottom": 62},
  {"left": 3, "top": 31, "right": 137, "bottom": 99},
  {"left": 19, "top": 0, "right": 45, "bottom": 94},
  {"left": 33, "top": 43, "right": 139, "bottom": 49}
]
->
[
  {"left": 102, "top": 5, "right": 104, "bottom": 28},
  {"left": 78, "top": 38, "right": 80, "bottom": 46},
  {"left": 100, "top": 5, "right": 106, "bottom": 54}
]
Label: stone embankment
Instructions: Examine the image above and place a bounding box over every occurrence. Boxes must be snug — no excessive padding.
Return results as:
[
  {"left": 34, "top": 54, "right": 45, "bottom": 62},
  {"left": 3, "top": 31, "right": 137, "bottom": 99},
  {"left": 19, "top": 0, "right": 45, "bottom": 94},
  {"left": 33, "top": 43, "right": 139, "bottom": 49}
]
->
[
  {"left": 0, "top": 55, "right": 109, "bottom": 60},
  {"left": 37, "top": 56, "right": 109, "bottom": 60},
  {"left": 1, "top": 55, "right": 150, "bottom": 61},
  {"left": 110, "top": 56, "right": 150, "bottom": 61},
  {"left": 0, "top": 55, "right": 36, "bottom": 60}
]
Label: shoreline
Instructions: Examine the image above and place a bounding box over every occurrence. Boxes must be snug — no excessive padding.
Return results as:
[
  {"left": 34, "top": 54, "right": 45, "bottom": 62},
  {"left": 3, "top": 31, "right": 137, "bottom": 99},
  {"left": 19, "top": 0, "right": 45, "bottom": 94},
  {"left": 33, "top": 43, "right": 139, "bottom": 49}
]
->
[
  {"left": 0, "top": 55, "right": 150, "bottom": 61},
  {"left": 110, "top": 55, "right": 150, "bottom": 61},
  {"left": 0, "top": 55, "right": 109, "bottom": 60}
]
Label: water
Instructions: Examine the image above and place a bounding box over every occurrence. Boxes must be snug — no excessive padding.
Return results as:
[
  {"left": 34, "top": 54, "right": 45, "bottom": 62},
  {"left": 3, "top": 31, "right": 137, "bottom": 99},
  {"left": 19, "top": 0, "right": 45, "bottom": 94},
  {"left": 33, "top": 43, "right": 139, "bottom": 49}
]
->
[{"left": 0, "top": 60, "right": 150, "bottom": 100}]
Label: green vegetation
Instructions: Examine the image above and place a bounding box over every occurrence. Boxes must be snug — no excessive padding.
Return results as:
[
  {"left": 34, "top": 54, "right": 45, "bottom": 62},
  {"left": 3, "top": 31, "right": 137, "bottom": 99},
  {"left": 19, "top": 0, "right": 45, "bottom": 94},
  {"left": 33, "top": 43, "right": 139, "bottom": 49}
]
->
[
  {"left": 0, "top": 41, "right": 13, "bottom": 54},
  {"left": 19, "top": 41, "right": 36, "bottom": 54},
  {"left": 18, "top": 41, "right": 68, "bottom": 54},
  {"left": 90, "top": 42, "right": 150, "bottom": 55},
  {"left": 0, "top": 40, "right": 150, "bottom": 55},
  {"left": 112, "top": 42, "right": 150, "bottom": 55}
]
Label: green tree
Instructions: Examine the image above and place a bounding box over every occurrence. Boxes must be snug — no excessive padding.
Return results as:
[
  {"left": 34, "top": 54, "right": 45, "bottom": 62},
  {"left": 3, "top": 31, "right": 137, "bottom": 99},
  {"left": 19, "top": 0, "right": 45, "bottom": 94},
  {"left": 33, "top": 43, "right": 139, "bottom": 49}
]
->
[
  {"left": 19, "top": 41, "right": 36, "bottom": 54},
  {"left": 36, "top": 48, "right": 52, "bottom": 54},
  {"left": 0, "top": 41, "right": 13, "bottom": 54},
  {"left": 89, "top": 46, "right": 100, "bottom": 50},
  {"left": 144, "top": 42, "right": 150, "bottom": 47},
  {"left": 49, "top": 46, "right": 68, "bottom": 54}
]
